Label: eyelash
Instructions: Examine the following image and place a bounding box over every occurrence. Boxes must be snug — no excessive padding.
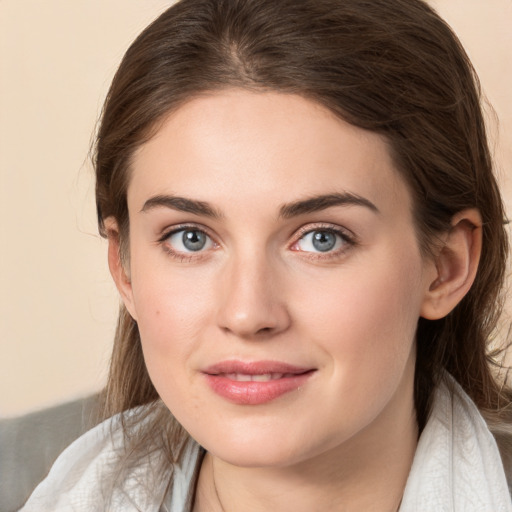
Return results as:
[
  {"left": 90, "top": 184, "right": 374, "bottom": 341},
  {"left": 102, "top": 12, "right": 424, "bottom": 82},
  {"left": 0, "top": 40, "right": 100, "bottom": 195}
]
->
[
  {"left": 157, "top": 223, "right": 357, "bottom": 262},
  {"left": 158, "top": 223, "right": 217, "bottom": 262},
  {"left": 291, "top": 224, "right": 357, "bottom": 260}
]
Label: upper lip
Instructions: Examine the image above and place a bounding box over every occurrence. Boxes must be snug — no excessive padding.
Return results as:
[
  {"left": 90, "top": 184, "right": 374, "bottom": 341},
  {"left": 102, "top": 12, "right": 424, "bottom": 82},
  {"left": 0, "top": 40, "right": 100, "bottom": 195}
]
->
[{"left": 203, "top": 360, "right": 315, "bottom": 376}]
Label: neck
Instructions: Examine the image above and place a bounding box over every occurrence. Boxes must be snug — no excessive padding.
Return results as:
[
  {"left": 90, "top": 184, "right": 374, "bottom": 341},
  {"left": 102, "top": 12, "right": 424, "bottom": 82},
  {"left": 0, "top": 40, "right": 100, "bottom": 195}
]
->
[{"left": 193, "top": 375, "right": 418, "bottom": 512}]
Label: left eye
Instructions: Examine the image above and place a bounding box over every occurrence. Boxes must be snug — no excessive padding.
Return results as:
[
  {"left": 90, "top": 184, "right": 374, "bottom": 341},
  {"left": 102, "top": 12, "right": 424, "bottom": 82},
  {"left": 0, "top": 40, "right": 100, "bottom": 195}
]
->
[
  {"left": 165, "top": 229, "right": 214, "bottom": 252},
  {"left": 295, "top": 230, "right": 345, "bottom": 253}
]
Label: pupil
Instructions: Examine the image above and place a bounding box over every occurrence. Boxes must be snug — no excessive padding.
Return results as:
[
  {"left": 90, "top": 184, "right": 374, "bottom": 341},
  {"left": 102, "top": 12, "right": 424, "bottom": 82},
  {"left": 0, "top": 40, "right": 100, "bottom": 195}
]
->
[
  {"left": 182, "top": 230, "right": 206, "bottom": 251},
  {"left": 312, "top": 231, "right": 336, "bottom": 252}
]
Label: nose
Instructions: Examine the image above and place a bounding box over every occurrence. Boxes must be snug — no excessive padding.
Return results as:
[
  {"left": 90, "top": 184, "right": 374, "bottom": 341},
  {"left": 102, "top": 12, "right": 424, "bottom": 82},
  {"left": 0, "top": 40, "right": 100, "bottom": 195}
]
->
[{"left": 216, "top": 252, "right": 291, "bottom": 339}]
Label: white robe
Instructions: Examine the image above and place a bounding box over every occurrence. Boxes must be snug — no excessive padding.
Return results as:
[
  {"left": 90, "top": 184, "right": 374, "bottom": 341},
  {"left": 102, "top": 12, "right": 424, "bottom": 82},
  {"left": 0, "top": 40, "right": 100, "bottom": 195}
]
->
[{"left": 20, "top": 375, "right": 512, "bottom": 511}]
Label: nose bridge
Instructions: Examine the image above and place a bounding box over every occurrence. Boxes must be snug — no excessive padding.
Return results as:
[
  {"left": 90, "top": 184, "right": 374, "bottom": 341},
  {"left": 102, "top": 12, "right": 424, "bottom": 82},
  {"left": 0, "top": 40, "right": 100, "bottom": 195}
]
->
[{"left": 216, "top": 245, "right": 289, "bottom": 338}]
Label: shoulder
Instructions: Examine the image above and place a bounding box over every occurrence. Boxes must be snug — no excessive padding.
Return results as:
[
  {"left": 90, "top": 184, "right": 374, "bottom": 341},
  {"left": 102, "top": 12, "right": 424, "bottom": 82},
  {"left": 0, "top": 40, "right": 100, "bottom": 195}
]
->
[
  {"left": 439, "top": 374, "right": 512, "bottom": 496},
  {"left": 401, "top": 374, "right": 512, "bottom": 510},
  {"left": 19, "top": 406, "right": 175, "bottom": 512},
  {"left": 485, "top": 412, "right": 512, "bottom": 495}
]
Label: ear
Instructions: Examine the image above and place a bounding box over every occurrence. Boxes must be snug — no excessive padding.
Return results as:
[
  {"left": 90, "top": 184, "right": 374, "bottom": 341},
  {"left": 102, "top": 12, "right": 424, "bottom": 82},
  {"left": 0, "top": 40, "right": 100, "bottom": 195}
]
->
[
  {"left": 421, "top": 209, "right": 482, "bottom": 320},
  {"left": 104, "top": 216, "right": 138, "bottom": 321}
]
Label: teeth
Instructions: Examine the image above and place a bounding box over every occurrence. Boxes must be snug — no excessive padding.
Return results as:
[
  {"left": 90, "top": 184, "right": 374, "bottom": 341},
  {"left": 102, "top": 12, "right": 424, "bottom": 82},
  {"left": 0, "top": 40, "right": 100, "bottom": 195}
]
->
[
  {"left": 224, "top": 373, "right": 285, "bottom": 382},
  {"left": 252, "top": 374, "right": 275, "bottom": 382},
  {"left": 234, "top": 373, "right": 252, "bottom": 382}
]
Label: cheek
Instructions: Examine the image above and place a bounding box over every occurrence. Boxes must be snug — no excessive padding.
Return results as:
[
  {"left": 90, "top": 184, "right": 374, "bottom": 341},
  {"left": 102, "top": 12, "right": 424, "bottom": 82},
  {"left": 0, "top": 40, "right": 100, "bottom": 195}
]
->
[
  {"left": 131, "top": 272, "right": 213, "bottom": 414},
  {"left": 295, "top": 248, "right": 425, "bottom": 373},
  {"left": 283, "top": 250, "right": 425, "bottom": 440},
  {"left": 129, "top": 257, "right": 216, "bottom": 372}
]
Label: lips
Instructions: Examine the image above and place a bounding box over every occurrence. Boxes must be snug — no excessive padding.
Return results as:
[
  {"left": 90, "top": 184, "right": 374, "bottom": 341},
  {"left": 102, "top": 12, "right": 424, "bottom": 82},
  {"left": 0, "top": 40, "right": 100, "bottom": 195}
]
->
[
  {"left": 223, "top": 372, "right": 296, "bottom": 382},
  {"left": 202, "top": 360, "right": 316, "bottom": 405}
]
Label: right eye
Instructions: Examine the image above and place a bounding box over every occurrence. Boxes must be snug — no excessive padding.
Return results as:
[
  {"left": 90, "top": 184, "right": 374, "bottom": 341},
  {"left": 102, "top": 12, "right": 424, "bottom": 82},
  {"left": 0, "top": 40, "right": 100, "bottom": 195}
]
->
[
  {"left": 164, "top": 228, "right": 215, "bottom": 253},
  {"left": 295, "top": 229, "right": 345, "bottom": 253}
]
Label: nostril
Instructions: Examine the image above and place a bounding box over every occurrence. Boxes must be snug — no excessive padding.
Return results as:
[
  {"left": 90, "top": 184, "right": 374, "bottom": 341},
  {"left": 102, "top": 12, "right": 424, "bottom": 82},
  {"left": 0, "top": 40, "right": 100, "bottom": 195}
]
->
[{"left": 256, "top": 326, "right": 273, "bottom": 335}]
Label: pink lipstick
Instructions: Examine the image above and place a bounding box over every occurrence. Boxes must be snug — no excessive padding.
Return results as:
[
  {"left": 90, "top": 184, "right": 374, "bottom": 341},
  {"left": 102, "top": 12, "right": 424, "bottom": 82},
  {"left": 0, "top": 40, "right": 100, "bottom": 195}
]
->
[{"left": 202, "top": 360, "right": 315, "bottom": 405}]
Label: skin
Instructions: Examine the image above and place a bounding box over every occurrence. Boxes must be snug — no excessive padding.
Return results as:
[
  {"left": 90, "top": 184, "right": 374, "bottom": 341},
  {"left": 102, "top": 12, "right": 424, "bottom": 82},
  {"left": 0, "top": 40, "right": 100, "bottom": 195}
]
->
[{"left": 107, "top": 90, "right": 482, "bottom": 511}]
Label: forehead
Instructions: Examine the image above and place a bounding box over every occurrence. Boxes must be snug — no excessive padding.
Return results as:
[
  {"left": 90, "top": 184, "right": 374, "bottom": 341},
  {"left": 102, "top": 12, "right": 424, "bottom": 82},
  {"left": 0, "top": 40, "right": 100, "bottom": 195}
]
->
[{"left": 128, "top": 90, "right": 411, "bottom": 217}]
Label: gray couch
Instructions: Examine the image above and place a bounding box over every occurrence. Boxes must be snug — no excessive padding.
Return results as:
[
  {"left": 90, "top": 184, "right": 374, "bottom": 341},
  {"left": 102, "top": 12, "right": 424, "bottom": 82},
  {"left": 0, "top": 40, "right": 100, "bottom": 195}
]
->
[{"left": 0, "top": 395, "right": 101, "bottom": 512}]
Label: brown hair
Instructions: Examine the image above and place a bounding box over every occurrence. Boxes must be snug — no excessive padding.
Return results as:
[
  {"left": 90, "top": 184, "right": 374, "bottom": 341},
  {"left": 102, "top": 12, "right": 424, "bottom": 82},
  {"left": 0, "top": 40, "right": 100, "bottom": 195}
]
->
[{"left": 95, "top": 0, "right": 511, "bottom": 479}]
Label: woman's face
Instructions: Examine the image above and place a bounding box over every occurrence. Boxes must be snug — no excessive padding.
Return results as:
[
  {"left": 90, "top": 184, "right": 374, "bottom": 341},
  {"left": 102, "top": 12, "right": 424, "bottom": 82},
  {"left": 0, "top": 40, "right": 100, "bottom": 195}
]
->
[{"left": 121, "top": 90, "right": 436, "bottom": 467}]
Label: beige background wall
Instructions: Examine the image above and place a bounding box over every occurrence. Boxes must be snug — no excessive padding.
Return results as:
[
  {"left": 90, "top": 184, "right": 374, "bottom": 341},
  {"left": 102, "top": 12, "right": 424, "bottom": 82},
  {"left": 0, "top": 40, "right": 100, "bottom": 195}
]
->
[{"left": 1, "top": 0, "right": 511, "bottom": 417}]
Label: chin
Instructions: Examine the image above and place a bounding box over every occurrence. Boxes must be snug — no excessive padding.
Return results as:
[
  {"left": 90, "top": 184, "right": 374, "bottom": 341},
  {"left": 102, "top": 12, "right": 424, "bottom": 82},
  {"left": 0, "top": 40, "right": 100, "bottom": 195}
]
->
[
  {"left": 210, "top": 443, "right": 303, "bottom": 469},
  {"left": 194, "top": 422, "right": 340, "bottom": 469}
]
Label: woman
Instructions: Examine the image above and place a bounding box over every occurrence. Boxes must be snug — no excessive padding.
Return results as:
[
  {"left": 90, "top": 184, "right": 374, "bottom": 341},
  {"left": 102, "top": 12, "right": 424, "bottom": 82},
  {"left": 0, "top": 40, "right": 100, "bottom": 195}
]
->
[{"left": 21, "top": 0, "right": 512, "bottom": 510}]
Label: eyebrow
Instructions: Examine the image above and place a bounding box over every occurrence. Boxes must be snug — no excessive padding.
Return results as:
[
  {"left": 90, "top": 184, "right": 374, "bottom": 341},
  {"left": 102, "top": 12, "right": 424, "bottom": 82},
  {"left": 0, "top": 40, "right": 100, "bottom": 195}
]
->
[
  {"left": 140, "top": 192, "right": 378, "bottom": 219},
  {"left": 141, "top": 195, "right": 222, "bottom": 218},
  {"left": 279, "top": 193, "right": 379, "bottom": 218}
]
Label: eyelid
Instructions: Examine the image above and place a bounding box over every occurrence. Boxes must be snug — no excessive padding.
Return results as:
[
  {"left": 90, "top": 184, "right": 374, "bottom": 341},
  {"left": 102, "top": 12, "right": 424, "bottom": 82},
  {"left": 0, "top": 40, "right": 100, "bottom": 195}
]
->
[
  {"left": 292, "top": 222, "right": 356, "bottom": 244},
  {"left": 289, "top": 222, "right": 358, "bottom": 257},
  {"left": 157, "top": 223, "right": 220, "bottom": 262},
  {"left": 157, "top": 222, "right": 356, "bottom": 261},
  {"left": 157, "top": 222, "right": 217, "bottom": 244}
]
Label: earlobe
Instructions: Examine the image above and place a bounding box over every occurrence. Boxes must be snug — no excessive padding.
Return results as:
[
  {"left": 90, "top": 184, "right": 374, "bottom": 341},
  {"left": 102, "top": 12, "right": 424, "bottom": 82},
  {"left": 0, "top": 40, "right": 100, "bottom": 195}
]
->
[
  {"left": 421, "top": 209, "right": 482, "bottom": 320},
  {"left": 104, "top": 217, "right": 138, "bottom": 321}
]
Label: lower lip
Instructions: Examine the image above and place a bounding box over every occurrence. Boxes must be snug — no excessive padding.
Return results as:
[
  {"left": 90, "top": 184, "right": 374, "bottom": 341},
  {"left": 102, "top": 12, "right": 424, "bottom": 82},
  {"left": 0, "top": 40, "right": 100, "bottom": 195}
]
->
[{"left": 204, "top": 372, "right": 314, "bottom": 405}]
